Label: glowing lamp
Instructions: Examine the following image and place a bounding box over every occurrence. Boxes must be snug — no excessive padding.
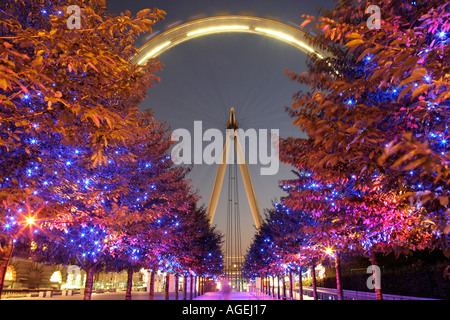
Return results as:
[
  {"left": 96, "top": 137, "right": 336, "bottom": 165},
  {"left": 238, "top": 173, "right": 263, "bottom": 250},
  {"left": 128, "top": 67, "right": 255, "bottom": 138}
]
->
[{"left": 26, "top": 216, "right": 35, "bottom": 226}]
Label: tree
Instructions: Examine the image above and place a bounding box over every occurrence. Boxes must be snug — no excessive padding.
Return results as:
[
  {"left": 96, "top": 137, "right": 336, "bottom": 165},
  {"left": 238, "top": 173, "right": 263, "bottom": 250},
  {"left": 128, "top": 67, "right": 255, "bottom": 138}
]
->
[
  {"left": 0, "top": 0, "right": 165, "bottom": 297},
  {"left": 280, "top": 167, "right": 439, "bottom": 299},
  {"left": 34, "top": 221, "right": 114, "bottom": 300},
  {"left": 175, "top": 204, "right": 223, "bottom": 298},
  {"left": 282, "top": 0, "right": 448, "bottom": 248},
  {"left": 242, "top": 221, "right": 273, "bottom": 279},
  {"left": 29, "top": 111, "right": 195, "bottom": 300},
  {"left": 280, "top": 0, "right": 448, "bottom": 268},
  {"left": 243, "top": 198, "right": 324, "bottom": 300}
]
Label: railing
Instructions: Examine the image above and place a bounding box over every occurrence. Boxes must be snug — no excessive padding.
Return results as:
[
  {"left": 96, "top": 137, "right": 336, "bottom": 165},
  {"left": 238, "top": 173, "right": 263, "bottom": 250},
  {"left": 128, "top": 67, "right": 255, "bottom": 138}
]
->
[
  {"left": 2, "top": 288, "right": 83, "bottom": 298},
  {"left": 248, "top": 285, "right": 437, "bottom": 300},
  {"left": 248, "top": 287, "right": 277, "bottom": 300},
  {"left": 301, "top": 286, "right": 437, "bottom": 300}
]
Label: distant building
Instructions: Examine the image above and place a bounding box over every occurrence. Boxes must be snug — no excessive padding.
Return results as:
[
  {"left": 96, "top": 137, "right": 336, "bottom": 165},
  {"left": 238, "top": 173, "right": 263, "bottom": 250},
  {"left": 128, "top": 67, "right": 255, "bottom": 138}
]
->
[{"left": 2, "top": 257, "right": 168, "bottom": 294}]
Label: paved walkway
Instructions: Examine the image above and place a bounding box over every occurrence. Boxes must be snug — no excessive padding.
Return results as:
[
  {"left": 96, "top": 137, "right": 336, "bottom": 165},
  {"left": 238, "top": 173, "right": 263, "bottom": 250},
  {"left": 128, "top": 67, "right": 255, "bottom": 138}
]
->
[
  {"left": 194, "top": 292, "right": 259, "bottom": 300},
  {"left": 194, "top": 291, "right": 314, "bottom": 300},
  {"left": 4, "top": 290, "right": 313, "bottom": 300},
  {"left": 4, "top": 291, "right": 182, "bottom": 300}
]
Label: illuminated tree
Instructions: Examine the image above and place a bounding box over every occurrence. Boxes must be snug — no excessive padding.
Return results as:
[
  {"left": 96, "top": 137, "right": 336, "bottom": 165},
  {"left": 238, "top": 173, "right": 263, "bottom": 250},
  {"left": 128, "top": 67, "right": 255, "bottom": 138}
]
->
[
  {"left": 0, "top": 0, "right": 168, "bottom": 298},
  {"left": 268, "top": 198, "right": 325, "bottom": 300},
  {"left": 280, "top": 166, "right": 438, "bottom": 300},
  {"left": 32, "top": 112, "right": 194, "bottom": 300},
  {"left": 243, "top": 198, "right": 322, "bottom": 300},
  {"left": 0, "top": 0, "right": 165, "bottom": 298},
  {"left": 242, "top": 219, "right": 277, "bottom": 294},
  {"left": 174, "top": 204, "right": 223, "bottom": 299},
  {"left": 281, "top": 0, "right": 449, "bottom": 273}
]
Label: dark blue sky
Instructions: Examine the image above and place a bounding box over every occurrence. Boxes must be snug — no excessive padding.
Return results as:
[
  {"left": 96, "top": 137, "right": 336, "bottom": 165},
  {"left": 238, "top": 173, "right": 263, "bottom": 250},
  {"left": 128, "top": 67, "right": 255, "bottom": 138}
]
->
[
  {"left": 107, "top": 0, "right": 335, "bottom": 250},
  {"left": 107, "top": 0, "right": 333, "bottom": 27}
]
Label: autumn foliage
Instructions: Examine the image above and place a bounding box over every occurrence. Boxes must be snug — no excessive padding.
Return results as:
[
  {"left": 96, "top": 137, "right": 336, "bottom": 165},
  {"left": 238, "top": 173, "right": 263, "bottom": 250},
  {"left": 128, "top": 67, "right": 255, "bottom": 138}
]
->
[
  {"left": 245, "top": 0, "right": 449, "bottom": 300},
  {"left": 0, "top": 0, "right": 223, "bottom": 300}
]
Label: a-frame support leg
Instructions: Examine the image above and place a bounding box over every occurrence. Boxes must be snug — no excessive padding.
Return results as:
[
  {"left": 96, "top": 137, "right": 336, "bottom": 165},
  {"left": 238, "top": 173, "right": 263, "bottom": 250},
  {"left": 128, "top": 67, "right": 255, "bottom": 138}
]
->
[{"left": 206, "top": 129, "right": 262, "bottom": 230}]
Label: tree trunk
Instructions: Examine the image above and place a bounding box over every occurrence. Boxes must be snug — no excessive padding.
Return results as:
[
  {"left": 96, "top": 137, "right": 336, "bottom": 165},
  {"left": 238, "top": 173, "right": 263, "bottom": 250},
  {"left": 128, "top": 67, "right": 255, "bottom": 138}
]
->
[
  {"left": 311, "top": 263, "right": 317, "bottom": 300},
  {"left": 335, "top": 255, "right": 343, "bottom": 300},
  {"left": 149, "top": 269, "right": 155, "bottom": 300},
  {"left": 370, "top": 252, "right": 383, "bottom": 300},
  {"left": 262, "top": 276, "right": 265, "bottom": 295},
  {"left": 298, "top": 266, "right": 303, "bottom": 300},
  {"left": 203, "top": 277, "right": 207, "bottom": 294},
  {"left": 174, "top": 274, "right": 179, "bottom": 300},
  {"left": 282, "top": 274, "right": 286, "bottom": 299},
  {"left": 202, "top": 277, "right": 205, "bottom": 294},
  {"left": 183, "top": 275, "right": 187, "bottom": 300},
  {"left": 193, "top": 276, "right": 197, "bottom": 298},
  {"left": 265, "top": 276, "right": 268, "bottom": 295},
  {"left": 264, "top": 276, "right": 267, "bottom": 295},
  {"left": 203, "top": 277, "right": 206, "bottom": 294},
  {"left": 264, "top": 276, "right": 268, "bottom": 295},
  {"left": 267, "top": 276, "right": 273, "bottom": 296},
  {"left": 189, "top": 274, "right": 193, "bottom": 300},
  {"left": 289, "top": 270, "right": 293, "bottom": 300},
  {"left": 277, "top": 275, "right": 281, "bottom": 300},
  {"left": 0, "top": 240, "right": 14, "bottom": 300},
  {"left": 165, "top": 273, "right": 170, "bottom": 300},
  {"left": 125, "top": 267, "right": 133, "bottom": 300},
  {"left": 83, "top": 265, "right": 96, "bottom": 300},
  {"left": 271, "top": 276, "right": 274, "bottom": 297}
]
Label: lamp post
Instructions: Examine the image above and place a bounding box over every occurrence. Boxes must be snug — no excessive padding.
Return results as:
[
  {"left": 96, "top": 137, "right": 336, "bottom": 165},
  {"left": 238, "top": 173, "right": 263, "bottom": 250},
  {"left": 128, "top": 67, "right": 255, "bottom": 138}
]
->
[
  {"left": 325, "top": 247, "right": 343, "bottom": 300},
  {"left": 298, "top": 265, "right": 303, "bottom": 300},
  {"left": 289, "top": 268, "right": 293, "bottom": 300}
]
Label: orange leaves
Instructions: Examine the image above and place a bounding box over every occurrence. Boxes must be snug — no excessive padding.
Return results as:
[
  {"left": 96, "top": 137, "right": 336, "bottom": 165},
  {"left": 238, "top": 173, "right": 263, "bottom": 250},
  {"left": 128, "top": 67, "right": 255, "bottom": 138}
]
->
[
  {"left": 411, "top": 84, "right": 430, "bottom": 99},
  {"left": 0, "top": 78, "right": 8, "bottom": 90},
  {"left": 281, "top": 0, "right": 450, "bottom": 249},
  {"left": 347, "top": 32, "right": 362, "bottom": 39},
  {"left": 345, "top": 38, "right": 365, "bottom": 48},
  {"left": 136, "top": 8, "right": 154, "bottom": 19},
  {"left": 90, "top": 147, "right": 107, "bottom": 167},
  {"left": 300, "top": 16, "right": 315, "bottom": 29},
  {"left": 398, "top": 68, "right": 428, "bottom": 87}
]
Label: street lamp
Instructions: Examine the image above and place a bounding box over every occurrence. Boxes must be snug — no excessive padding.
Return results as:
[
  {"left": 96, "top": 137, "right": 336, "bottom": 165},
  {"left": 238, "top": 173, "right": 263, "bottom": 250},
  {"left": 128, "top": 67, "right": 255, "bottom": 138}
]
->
[
  {"left": 325, "top": 247, "right": 335, "bottom": 257},
  {"left": 25, "top": 216, "right": 36, "bottom": 226},
  {"left": 324, "top": 246, "right": 343, "bottom": 300}
]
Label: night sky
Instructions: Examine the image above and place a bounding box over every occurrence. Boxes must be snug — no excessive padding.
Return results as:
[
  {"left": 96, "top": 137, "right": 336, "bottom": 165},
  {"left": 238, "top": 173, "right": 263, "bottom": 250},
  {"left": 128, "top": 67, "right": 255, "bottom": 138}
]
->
[{"left": 106, "top": 0, "right": 335, "bottom": 251}]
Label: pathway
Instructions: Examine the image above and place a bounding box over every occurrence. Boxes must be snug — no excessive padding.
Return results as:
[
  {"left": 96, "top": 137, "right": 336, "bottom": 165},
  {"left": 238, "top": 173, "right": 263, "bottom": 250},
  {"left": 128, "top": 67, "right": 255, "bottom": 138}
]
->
[{"left": 194, "top": 292, "right": 259, "bottom": 300}]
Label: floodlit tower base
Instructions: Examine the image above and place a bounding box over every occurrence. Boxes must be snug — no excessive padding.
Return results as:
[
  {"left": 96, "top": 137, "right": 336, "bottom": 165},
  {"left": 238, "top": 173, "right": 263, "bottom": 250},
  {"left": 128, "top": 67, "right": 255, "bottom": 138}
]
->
[{"left": 206, "top": 108, "right": 263, "bottom": 290}]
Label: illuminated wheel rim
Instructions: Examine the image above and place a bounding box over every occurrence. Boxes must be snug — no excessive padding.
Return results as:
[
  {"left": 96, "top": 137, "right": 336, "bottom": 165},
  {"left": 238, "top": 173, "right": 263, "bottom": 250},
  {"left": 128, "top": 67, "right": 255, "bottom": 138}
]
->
[{"left": 133, "top": 15, "right": 331, "bottom": 65}]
